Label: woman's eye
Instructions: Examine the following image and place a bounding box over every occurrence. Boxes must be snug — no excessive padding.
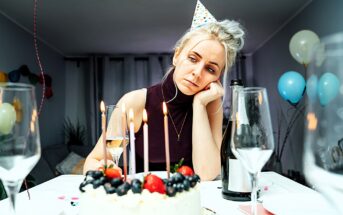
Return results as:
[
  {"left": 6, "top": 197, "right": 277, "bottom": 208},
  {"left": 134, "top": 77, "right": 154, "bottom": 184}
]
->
[
  {"left": 188, "top": 56, "right": 197, "bottom": 62},
  {"left": 207, "top": 67, "right": 215, "bottom": 73}
]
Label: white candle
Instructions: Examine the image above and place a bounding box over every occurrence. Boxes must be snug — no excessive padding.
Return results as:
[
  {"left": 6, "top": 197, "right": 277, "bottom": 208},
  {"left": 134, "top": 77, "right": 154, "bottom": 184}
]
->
[
  {"left": 121, "top": 104, "right": 128, "bottom": 181},
  {"left": 129, "top": 109, "right": 136, "bottom": 176},
  {"left": 143, "top": 109, "right": 149, "bottom": 174},
  {"left": 163, "top": 102, "right": 170, "bottom": 179},
  {"left": 100, "top": 101, "right": 107, "bottom": 167}
]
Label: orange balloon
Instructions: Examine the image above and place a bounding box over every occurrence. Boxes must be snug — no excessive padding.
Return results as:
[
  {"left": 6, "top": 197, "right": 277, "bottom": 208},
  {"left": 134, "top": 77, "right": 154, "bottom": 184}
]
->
[{"left": 0, "top": 71, "right": 8, "bottom": 82}]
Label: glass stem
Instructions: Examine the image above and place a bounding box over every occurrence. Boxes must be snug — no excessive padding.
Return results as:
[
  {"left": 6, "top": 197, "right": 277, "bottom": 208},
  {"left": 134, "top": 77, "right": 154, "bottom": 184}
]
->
[
  {"left": 3, "top": 180, "right": 22, "bottom": 214},
  {"left": 250, "top": 173, "right": 258, "bottom": 215}
]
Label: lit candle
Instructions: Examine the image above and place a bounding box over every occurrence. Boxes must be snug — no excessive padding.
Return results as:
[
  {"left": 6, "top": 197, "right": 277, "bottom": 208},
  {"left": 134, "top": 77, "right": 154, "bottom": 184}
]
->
[
  {"left": 100, "top": 101, "right": 107, "bottom": 167},
  {"left": 129, "top": 108, "right": 136, "bottom": 176},
  {"left": 143, "top": 109, "right": 149, "bottom": 174},
  {"left": 121, "top": 104, "right": 128, "bottom": 181},
  {"left": 163, "top": 102, "right": 170, "bottom": 179}
]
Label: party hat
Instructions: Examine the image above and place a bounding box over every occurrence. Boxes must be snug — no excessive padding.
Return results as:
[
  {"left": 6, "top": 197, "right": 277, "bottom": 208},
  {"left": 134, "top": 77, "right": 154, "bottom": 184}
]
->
[{"left": 191, "top": 0, "right": 217, "bottom": 30}]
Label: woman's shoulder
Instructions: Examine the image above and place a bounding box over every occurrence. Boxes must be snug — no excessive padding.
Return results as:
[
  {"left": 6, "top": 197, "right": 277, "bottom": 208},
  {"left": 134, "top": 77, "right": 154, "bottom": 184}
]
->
[{"left": 119, "top": 88, "right": 147, "bottom": 111}]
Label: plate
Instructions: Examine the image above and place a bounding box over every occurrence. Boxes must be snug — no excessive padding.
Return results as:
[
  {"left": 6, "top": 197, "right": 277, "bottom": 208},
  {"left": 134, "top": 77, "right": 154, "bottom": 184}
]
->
[{"left": 262, "top": 193, "right": 334, "bottom": 215}]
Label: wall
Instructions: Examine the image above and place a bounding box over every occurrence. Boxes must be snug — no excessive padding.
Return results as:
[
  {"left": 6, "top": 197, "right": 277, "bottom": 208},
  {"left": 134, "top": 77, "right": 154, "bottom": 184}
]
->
[
  {"left": 252, "top": 0, "right": 343, "bottom": 173},
  {"left": 0, "top": 12, "right": 66, "bottom": 148}
]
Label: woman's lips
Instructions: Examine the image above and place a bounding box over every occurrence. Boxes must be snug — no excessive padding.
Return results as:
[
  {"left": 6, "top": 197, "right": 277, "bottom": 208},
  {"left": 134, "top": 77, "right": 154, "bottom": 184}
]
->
[{"left": 184, "top": 79, "right": 199, "bottom": 87}]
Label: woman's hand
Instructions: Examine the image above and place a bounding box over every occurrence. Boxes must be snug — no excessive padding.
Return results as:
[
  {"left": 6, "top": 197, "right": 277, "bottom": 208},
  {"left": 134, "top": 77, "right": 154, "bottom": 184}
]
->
[{"left": 194, "top": 81, "right": 224, "bottom": 106}]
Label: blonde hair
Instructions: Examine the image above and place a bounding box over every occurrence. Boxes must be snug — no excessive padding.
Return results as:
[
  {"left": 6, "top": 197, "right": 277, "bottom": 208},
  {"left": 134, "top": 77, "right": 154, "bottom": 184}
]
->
[{"left": 174, "top": 20, "right": 245, "bottom": 74}]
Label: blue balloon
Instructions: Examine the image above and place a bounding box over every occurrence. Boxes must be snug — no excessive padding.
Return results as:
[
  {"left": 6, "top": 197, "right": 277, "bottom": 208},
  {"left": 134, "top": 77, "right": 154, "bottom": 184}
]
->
[
  {"left": 277, "top": 71, "right": 306, "bottom": 105},
  {"left": 306, "top": 75, "right": 318, "bottom": 103},
  {"left": 318, "top": 72, "right": 340, "bottom": 106}
]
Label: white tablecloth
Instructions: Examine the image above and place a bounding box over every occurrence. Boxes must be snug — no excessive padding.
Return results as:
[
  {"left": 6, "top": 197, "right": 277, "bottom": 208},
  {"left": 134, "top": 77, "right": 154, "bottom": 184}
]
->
[{"left": 0, "top": 172, "right": 335, "bottom": 215}]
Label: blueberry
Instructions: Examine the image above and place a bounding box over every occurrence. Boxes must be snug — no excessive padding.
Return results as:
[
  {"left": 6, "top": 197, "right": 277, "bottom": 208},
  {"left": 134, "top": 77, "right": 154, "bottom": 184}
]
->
[
  {"left": 117, "top": 183, "right": 130, "bottom": 196},
  {"left": 194, "top": 174, "right": 200, "bottom": 182},
  {"left": 173, "top": 183, "right": 184, "bottom": 193},
  {"left": 110, "top": 178, "right": 123, "bottom": 188},
  {"left": 92, "top": 179, "right": 103, "bottom": 189},
  {"left": 166, "top": 186, "right": 176, "bottom": 197},
  {"left": 104, "top": 186, "right": 117, "bottom": 194},
  {"left": 172, "top": 173, "right": 184, "bottom": 183},
  {"left": 79, "top": 180, "right": 91, "bottom": 192},
  {"left": 99, "top": 176, "right": 107, "bottom": 184},
  {"left": 162, "top": 179, "right": 168, "bottom": 184},
  {"left": 122, "top": 182, "right": 131, "bottom": 190},
  {"left": 86, "top": 170, "right": 103, "bottom": 179},
  {"left": 131, "top": 182, "right": 142, "bottom": 194},
  {"left": 183, "top": 179, "right": 190, "bottom": 191},
  {"left": 131, "top": 179, "right": 142, "bottom": 186}
]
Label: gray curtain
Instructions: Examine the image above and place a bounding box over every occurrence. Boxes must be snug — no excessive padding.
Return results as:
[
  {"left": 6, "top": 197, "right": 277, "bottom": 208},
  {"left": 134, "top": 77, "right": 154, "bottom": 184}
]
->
[{"left": 65, "top": 54, "right": 172, "bottom": 145}]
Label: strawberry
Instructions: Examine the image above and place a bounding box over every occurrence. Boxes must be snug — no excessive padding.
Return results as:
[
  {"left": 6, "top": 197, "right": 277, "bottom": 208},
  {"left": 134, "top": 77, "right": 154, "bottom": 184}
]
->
[
  {"left": 104, "top": 168, "right": 121, "bottom": 179},
  {"left": 177, "top": 165, "right": 194, "bottom": 176},
  {"left": 143, "top": 174, "right": 166, "bottom": 194}
]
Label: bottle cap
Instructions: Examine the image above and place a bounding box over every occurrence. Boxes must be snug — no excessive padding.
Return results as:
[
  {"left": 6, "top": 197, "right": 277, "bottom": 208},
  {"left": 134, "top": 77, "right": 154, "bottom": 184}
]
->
[{"left": 230, "top": 79, "right": 243, "bottom": 86}]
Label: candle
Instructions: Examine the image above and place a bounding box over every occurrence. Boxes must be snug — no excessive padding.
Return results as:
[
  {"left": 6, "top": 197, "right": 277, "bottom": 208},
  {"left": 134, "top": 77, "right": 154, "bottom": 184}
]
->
[
  {"left": 143, "top": 109, "right": 149, "bottom": 174},
  {"left": 121, "top": 104, "right": 128, "bottom": 181},
  {"left": 129, "top": 108, "right": 136, "bottom": 176},
  {"left": 163, "top": 102, "right": 170, "bottom": 179},
  {"left": 100, "top": 101, "right": 107, "bottom": 167}
]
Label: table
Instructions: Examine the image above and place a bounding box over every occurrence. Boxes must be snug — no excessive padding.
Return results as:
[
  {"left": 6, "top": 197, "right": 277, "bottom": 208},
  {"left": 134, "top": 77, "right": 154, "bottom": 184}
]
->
[{"left": 0, "top": 172, "right": 335, "bottom": 215}]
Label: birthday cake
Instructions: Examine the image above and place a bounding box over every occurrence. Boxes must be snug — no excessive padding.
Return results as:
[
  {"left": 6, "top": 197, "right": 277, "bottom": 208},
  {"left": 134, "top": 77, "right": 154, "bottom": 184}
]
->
[{"left": 78, "top": 168, "right": 201, "bottom": 215}]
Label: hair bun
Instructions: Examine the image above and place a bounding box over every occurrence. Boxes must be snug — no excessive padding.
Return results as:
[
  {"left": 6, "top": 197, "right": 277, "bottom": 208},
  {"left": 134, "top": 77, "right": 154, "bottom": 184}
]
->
[{"left": 219, "top": 20, "right": 245, "bottom": 51}]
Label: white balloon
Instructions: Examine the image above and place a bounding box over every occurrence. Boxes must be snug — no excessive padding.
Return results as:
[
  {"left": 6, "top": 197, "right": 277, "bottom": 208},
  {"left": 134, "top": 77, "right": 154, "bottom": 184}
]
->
[
  {"left": 289, "top": 30, "right": 320, "bottom": 65},
  {"left": 0, "top": 103, "right": 16, "bottom": 135}
]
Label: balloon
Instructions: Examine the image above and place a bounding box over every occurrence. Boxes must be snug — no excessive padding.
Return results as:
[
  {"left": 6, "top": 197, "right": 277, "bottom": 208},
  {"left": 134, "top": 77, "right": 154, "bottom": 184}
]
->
[
  {"left": 318, "top": 72, "right": 340, "bottom": 106},
  {"left": 278, "top": 71, "right": 306, "bottom": 105},
  {"left": 0, "top": 71, "right": 8, "bottom": 82},
  {"left": 289, "top": 30, "right": 320, "bottom": 65},
  {"left": 306, "top": 75, "right": 318, "bottom": 102},
  {"left": 0, "top": 103, "right": 16, "bottom": 135}
]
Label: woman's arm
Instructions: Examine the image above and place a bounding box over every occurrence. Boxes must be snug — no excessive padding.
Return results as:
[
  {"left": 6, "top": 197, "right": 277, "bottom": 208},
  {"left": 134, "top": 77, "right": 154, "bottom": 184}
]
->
[
  {"left": 83, "top": 89, "right": 147, "bottom": 174},
  {"left": 192, "top": 82, "right": 223, "bottom": 181}
]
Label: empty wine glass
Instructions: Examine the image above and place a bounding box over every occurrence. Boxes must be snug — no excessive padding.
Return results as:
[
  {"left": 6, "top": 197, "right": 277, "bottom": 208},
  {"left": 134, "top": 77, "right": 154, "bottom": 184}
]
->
[
  {"left": 230, "top": 87, "right": 274, "bottom": 215},
  {"left": 0, "top": 83, "right": 41, "bottom": 214},
  {"left": 105, "top": 105, "right": 128, "bottom": 166},
  {"left": 304, "top": 32, "right": 343, "bottom": 214}
]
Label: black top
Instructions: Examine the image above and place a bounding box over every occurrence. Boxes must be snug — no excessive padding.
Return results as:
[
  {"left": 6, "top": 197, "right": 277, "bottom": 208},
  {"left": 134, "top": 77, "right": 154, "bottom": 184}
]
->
[{"left": 134, "top": 70, "right": 194, "bottom": 172}]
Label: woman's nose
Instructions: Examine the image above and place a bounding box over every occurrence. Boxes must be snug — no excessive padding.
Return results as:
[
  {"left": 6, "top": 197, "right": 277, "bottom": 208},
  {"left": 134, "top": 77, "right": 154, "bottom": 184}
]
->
[{"left": 192, "top": 64, "right": 203, "bottom": 77}]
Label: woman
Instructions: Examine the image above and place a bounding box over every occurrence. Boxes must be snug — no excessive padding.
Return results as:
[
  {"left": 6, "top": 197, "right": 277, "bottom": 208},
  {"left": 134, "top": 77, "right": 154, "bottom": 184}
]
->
[{"left": 84, "top": 20, "right": 244, "bottom": 181}]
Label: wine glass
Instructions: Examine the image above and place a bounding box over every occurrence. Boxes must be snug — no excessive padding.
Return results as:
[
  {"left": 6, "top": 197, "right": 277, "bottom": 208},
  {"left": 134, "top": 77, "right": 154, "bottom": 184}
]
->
[
  {"left": 0, "top": 83, "right": 41, "bottom": 214},
  {"left": 105, "top": 105, "right": 128, "bottom": 166},
  {"left": 230, "top": 87, "right": 274, "bottom": 215},
  {"left": 304, "top": 32, "right": 343, "bottom": 214}
]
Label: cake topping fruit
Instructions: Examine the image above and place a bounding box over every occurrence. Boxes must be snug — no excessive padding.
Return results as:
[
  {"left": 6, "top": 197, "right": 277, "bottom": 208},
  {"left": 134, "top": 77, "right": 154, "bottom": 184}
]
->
[
  {"left": 105, "top": 168, "right": 122, "bottom": 179},
  {"left": 177, "top": 165, "right": 194, "bottom": 176},
  {"left": 143, "top": 174, "right": 166, "bottom": 194}
]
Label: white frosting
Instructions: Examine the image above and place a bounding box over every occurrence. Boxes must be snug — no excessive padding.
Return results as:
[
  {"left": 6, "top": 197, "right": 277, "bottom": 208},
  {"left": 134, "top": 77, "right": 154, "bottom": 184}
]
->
[{"left": 79, "top": 184, "right": 201, "bottom": 215}]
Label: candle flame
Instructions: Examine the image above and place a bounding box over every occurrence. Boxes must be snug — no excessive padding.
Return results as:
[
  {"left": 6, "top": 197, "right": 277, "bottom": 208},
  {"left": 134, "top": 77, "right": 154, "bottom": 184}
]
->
[
  {"left": 307, "top": 112, "right": 318, "bottom": 131},
  {"left": 143, "top": 109, "right": 148, "bottom": 122},
  {"left": 122, "top": 103, "right": 126, "bottom": 113},
  {"left": 129, "top": 108, "right": 134, "bottom": 122},
  {"left": 163, "top": 102, "right": 168, "bottom": 115},
  {"left": 100, "top": 101, "right": 105, "bottom": 112}
]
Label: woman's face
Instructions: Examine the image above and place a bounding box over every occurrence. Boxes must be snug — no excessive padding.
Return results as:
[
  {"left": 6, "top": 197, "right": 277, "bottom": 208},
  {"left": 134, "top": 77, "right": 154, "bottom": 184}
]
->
[{"left": 173, "top": 35, "right": 225, "bottom": 95}]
